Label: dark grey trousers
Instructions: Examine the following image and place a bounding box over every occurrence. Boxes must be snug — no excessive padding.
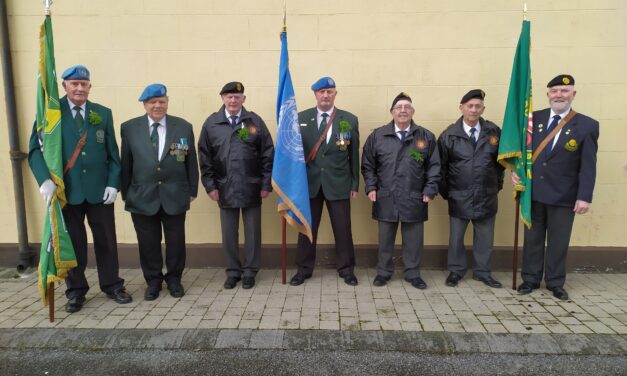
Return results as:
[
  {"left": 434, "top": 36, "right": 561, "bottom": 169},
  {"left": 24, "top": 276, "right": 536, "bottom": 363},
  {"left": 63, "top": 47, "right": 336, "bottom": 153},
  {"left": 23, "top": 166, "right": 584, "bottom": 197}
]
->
[
  {"left": 219, "top": 206, "right": 261, "bottom": 278},
  {"left": 377, "top": 221, "right": 423, "bottom": 279},
  {"left": 522, "top": 201, "right": 575, "bottom": 288},
  {"left": 447, "top": 215, "right": 496, "bottom": 279}
]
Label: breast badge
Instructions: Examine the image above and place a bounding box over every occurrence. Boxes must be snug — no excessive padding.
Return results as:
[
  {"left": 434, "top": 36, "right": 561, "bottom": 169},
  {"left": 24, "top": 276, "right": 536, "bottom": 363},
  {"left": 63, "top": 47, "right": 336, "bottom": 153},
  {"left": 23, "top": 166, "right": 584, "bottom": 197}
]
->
[
  {"left": 564, "top": 139, "right": 578, "bottom": 152},
  {"left": 489, "top": 135, "right": 499, "bottom": 145}
]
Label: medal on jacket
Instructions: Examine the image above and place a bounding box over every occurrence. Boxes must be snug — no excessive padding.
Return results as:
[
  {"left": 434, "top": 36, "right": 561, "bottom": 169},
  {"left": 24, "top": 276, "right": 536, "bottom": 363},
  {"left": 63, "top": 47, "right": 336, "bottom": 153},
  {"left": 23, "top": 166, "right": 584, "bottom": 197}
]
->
[
  {"left": 170, "top": 138, "right": 189, "bottom": 162},
  {"left": 335, "top": 120, "right": 352, "bottom": 151}
]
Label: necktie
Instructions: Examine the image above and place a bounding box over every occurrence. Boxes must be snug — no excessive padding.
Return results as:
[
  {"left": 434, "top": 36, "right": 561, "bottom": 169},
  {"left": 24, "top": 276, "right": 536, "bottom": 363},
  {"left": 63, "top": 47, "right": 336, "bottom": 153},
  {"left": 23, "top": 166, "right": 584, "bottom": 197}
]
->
[
  {"left": 151, "top": 123, "right": 160, "bottom": 159},
  {"left": 469, "top": 127, "right": 477, "bottom": 147},
  {"left": 544, "top": 115, "right": 561, "bottom": 158},
  {"left": 74, "top": 106, "right": 84, "bottom": 133},
  {"left": 230, "top": 115, "right": 238, "bottom": 129},
  {"left": 399, "top": 130, "right": 407, "bottom": 141},
  {"left": 320, "top": 113, "right": 329, "bottom": 131}
]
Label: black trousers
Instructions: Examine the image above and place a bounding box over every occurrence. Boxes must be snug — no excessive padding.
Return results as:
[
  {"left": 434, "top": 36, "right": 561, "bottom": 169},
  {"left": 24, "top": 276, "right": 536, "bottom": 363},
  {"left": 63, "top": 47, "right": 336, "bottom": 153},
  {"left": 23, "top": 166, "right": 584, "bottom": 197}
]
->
[
  {"left": 62, "top": 202, "right": 123, "bottom": 298},
  {"left": 522, "top": 201, "right": 575, "bottom": 288},
  {"left": 131, "top": 208, "right": 187, "bottom": 288},
  {"left": 295, "top": 190, "right": 355, "bottom": 276}
]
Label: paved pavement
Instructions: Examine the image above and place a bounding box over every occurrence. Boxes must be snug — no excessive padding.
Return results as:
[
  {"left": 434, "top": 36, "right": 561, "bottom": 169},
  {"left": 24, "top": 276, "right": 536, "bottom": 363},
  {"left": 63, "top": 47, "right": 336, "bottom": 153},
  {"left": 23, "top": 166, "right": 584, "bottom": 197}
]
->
[
  {"left": 1, "top": 268, "right": 626, "bottom": 335},
  {"left": 0, "top": 268, "right": 625, "bottom": 375}
]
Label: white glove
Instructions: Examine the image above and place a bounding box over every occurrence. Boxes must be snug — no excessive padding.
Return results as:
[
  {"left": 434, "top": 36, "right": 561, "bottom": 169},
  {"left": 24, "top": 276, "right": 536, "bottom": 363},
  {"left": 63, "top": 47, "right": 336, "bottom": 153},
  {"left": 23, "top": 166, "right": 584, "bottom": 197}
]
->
[
  {"left": 102, "top": 187, "right": 118, "bottom": 205},
  {"left": 39, "top": 179, "right": 57, "bottom": 206}
]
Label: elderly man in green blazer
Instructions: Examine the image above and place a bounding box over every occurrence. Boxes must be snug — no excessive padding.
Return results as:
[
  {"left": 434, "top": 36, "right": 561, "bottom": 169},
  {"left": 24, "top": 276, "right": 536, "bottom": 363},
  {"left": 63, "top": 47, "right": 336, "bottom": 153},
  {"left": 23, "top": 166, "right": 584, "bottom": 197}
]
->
[
  {"left": 28, "top": 65, "right": 131, "bottom": 313},
  {"left": 290, "top": 77, "right": 360, "bottom": 287},
  {"left": 120, "top": 83, "right": 199, "bottom": 301}
]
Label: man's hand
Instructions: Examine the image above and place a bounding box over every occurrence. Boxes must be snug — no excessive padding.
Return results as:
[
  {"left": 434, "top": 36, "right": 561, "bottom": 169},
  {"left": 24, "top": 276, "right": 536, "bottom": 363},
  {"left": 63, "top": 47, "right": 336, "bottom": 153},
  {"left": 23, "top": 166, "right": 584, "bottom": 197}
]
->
[
  {"left": 350, "top": 190, "right": 358, "bottom": 199},
  {"left": 511, "top": 171, "right": 521, "bottom": 185},
  {"left": 260, "top": 190, "right": 270, "bottom": 199},
  {"left": 422, "top": 195, "right": 432, "bottom": 203},
  {"left": 102, "top": 187, "right": 118, "bottom": 205},
  {"left": 208, "top": 189, "right": 220, "bottom": 201},
  {"left": 574, "top": 200, "right": 591, "bottom": 215},
  {"left": 39, "top": 179, "right": 57, "bottom": 206},
  {"left": 367, "top": 191, "right": 376, "bottom": 202}
]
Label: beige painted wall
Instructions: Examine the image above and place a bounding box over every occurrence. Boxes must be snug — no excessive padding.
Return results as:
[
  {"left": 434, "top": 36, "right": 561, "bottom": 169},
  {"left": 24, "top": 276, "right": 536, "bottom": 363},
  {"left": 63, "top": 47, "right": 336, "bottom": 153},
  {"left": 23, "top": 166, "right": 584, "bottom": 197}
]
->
[{"left": 0, "top": 0, "right": 625, "bottom": 247}]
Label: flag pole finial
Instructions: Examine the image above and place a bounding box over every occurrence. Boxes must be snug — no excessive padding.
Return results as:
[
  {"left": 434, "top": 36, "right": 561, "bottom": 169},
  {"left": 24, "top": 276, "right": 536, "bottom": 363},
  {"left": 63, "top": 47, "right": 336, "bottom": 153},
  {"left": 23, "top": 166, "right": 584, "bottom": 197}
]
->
[
  {"left": 282, "top": 0, "right": 287, "bottom": 32},
  {"left": 523, "top": 3, "right": 528, "bottom": 21},
  {"left": 43, "top": 0, "right": 53, "bottom": 16}
]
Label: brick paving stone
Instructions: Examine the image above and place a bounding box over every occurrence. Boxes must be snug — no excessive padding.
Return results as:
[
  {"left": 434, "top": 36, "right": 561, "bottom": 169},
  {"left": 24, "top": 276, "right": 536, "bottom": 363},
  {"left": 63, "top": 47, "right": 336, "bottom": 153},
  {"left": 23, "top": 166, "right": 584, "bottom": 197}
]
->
[
  {"left": 609, "top": 325, "right": 627, "bottom": 334},
  {"left": 319, "top": 320, "right": 340, "bottom": 330},
  {"left": 420, "top": 318, "right": 444, "bottom": 332},
  {"left": 483, "top": 323, "right": 508, "bottom": 333},
  {"left": 583, "top": 320, "right": 615, "bottom": 334},
  {"left": 567, "top": 324, "right": 593, "bottom": 334}
]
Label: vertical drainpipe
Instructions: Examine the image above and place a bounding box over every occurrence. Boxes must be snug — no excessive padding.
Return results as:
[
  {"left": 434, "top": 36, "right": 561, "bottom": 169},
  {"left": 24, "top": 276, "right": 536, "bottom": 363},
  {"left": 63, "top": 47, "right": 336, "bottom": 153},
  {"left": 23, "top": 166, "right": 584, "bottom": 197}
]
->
[{"left": 0, "top": 0, "right": 35, "bottom": 271}]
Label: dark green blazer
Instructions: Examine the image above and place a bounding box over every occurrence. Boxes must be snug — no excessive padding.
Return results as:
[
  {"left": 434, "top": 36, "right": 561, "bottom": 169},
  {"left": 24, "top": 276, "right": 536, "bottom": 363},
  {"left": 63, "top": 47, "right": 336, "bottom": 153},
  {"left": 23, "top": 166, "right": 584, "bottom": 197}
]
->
[
  {"left": 120, "top": 114, "right": 199, "bottom": 216},
  {"left": 298, "top": 107, "right": 359, "bottom": 200},
  {"left": 28, "top": 96, "right": 120, "bottom": 205}
]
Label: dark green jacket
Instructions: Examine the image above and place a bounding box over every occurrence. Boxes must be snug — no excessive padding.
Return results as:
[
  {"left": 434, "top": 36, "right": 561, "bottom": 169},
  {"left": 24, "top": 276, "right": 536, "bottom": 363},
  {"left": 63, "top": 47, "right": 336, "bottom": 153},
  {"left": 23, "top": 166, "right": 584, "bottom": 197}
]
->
[
  {"left": 298, "top": 107, "right": 359, "bottom": 200},
  {"left": 120, "top": 114, "right": 199, "bottom": 216},
  {"left": 28, "top": 96, "right": 120, "bottom": 205}
]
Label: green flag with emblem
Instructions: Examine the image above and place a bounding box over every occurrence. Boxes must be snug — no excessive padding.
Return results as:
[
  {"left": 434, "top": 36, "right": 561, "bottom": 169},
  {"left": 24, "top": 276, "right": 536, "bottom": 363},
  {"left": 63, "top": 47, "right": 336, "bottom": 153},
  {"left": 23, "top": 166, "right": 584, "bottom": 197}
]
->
[
  {"left": 497, "top": 20, "right": 533, "bottom": 228},
  {"left": 35, "top": 15, "right": 77, "bottom": 305}
]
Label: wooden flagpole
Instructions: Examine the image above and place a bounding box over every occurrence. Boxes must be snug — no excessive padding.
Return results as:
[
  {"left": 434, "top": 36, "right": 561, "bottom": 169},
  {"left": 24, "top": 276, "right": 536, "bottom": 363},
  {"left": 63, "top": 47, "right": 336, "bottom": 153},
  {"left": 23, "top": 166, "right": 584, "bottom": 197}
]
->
[
  {"left": 48, "top": 282, "right": 55, "bottom": 322},
  {"left": 281, "top": 218, "right": 287, "bottom": 284},
  {"left": 512, "top": 197, "right": 520, "bottom": 290}
]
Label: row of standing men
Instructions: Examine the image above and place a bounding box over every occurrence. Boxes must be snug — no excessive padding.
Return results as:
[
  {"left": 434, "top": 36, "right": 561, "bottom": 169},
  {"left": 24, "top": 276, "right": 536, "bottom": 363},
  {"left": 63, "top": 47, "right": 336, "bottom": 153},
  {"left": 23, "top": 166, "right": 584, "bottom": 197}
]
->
[{"left": 28, "top": 66, "right": 599, "bottom": 314}]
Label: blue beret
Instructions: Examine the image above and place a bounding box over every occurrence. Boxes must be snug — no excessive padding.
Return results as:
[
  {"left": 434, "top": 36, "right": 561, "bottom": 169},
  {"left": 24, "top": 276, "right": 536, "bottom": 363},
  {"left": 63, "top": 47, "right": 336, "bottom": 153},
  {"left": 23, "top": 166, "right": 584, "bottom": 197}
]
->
[
  {"left": 138, "top": 83, "right": 168, "bottom": 102},
  {"left": 61, "top": 65, "right": 90, "bottom": 80},
  {"left": 311, "top": 76, "right": 336, "bottom": 92}
]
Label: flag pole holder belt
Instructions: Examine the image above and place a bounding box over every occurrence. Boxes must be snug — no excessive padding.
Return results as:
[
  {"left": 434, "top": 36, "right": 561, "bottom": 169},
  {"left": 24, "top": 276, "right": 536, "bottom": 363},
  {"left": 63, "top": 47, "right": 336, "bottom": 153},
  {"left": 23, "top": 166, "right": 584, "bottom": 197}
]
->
[{"left": 63, "top": 131, "right": 88, "bottom": 174}]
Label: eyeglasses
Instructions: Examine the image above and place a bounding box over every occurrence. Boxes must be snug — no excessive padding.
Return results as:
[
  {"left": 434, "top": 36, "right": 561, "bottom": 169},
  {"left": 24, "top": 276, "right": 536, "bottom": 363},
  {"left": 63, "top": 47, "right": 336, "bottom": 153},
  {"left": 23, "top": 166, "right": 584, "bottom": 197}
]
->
[{"left": 392, "top": 104, "right": 413, "bottom": 111}]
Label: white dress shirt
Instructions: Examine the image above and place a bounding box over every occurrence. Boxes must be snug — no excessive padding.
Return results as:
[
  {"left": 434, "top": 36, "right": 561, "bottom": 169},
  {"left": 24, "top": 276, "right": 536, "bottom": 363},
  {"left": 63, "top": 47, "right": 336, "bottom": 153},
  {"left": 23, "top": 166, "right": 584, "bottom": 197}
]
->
[
  {"left": 548, "top": 107, "right": 571, "bottom": 149},
  {"left": 462, "top": 121, "right": 481, "bottom": 141}
]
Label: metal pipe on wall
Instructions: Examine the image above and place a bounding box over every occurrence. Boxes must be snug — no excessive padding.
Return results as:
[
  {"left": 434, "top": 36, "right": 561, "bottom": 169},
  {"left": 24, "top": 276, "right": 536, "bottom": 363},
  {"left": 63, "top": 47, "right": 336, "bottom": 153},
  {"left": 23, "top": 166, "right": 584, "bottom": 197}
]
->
[{"left": 0, "top": 0, "right": 34, "bottom": 271}]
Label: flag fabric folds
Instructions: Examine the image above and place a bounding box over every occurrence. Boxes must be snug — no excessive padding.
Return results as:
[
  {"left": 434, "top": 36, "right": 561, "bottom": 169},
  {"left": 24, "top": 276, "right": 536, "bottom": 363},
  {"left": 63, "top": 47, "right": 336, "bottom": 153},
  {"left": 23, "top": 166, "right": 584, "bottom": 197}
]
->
[
  {"left": 272, "top": 30, "right": 313, "bottom": 241},
  {"left": 497, "top": 20, "right": 533, "bottom": 228},
  {"left": 35, "top": 15, "right": 77, "bottom": 304}
]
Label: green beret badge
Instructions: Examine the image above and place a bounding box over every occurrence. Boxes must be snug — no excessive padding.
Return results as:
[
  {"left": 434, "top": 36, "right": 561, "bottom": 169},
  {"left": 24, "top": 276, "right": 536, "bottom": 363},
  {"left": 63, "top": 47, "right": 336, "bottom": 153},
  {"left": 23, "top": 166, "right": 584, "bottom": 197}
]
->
[{"left": 564, "top": 139, "right": 578, "bottom": 152}]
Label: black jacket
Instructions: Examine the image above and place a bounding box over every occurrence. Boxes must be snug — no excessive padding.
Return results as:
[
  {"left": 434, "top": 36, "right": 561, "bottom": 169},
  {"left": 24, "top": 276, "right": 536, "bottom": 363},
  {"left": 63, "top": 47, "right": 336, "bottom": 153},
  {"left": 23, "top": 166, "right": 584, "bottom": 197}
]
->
[
  {"left": 438, "top": 117, "right": 504, "bottom": 220},
  {"left": 361, "top": 121, "right": 440, "bottom": 222},
  {"left": 198, "top": 106, "right": 274, "bottom": 208}
]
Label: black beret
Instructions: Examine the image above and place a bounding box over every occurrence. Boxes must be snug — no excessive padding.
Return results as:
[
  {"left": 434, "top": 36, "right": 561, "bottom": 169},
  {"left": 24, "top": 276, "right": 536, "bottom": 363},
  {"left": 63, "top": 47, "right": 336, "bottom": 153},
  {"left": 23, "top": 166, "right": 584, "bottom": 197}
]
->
[
  {"left": 390, "top": 92, "right": 412, "bottom": 111},
  {"left": 460, "top": 89, "right": 485, "bottom": 104},
  {"left": 547, "top": 74, "right": 575, "bottom": 87},
  {"left": 220, "top": 81, "right": 245, "bottom": 95}
]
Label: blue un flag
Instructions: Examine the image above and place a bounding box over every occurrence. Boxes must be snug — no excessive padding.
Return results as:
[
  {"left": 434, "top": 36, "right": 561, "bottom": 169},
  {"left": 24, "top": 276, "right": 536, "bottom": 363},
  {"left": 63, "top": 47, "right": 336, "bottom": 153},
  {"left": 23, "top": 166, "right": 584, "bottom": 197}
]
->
[{"left": 272, "top": 30, "right": 313, "bottom": 241}]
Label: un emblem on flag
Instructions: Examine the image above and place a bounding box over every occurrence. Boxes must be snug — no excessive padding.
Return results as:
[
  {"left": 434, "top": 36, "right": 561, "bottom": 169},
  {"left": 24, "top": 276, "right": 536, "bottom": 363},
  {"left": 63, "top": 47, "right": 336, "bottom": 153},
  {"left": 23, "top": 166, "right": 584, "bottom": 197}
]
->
[{"left": 278, "top": 97, "right": 304, "bottom": 161}]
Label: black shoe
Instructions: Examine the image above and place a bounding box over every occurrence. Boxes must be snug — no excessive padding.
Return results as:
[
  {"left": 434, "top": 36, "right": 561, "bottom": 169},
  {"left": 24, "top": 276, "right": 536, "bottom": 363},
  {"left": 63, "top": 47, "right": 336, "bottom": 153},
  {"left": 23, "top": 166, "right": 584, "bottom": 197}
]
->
[
  {"left": 342, "top": 273, "right": 358, "bottom": 286},
  {"left": 289, "top": 273, "right": 312, "bottom": 286},
  {"left": 445, "top": 272, "right": 462, "bottom": 287},
  {"left": 144, "top": 285, "right": 161, "bottom": 301},
  {"left": 168, "top": 283, "right": 185, "bottom": 298},
  {"left": 473, "top": 275, "right": 502, "bottom": 289},
  {"left": 242, "top": 277, "right": 255, "bottom": 289},
  {"left": 405, "top": 277, "right": 427, "bottom": 289},
  {"left": 224, "top": 276, "right": 241, "bottom": 289},
  {"left": 548, "top": 286, "right": 569, "bottom": 301},
  {"left": 106, "top": 288, "right": 133, "bottom": 304},
  {"left": 517, "top": 281, "right": 540, "bottom": 294},
  {"left": 373, "top": 275, "right": 390, "bottom": 287},
  {"left": 65, "top": 296, "right": 86, "bottom": 313}
]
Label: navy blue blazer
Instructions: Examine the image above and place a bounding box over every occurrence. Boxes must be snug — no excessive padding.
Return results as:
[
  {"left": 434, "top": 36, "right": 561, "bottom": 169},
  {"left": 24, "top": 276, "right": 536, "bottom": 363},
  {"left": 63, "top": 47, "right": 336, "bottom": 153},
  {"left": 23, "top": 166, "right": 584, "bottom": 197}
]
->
[{"left": 531, "top": 108, "right": 599, "bottom": 207}]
